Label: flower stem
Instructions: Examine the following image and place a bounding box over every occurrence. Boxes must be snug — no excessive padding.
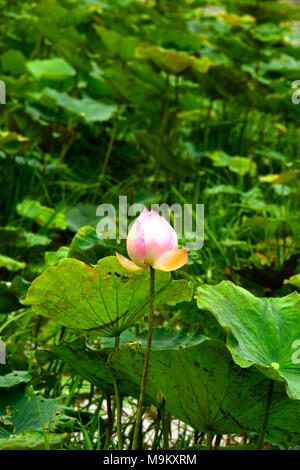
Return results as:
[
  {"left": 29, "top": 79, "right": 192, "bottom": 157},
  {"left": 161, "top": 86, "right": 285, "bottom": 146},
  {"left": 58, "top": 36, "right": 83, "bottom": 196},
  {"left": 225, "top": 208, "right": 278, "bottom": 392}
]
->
[
  {"left": 114, "top": 334, "right": 123, "bottom": 450},
  {"left": 161, "top": 408, "right": 169, "bottom": 450},
  {"left": 132, "top": 266, "right": 155, "bottom": 450},
  {"left": 103, "top": 395, "right": 113, "bottom": 450},
  {"left": 255, "top": 379, "right": 274, "bottom": 450},
  {"left": 206, "top": 430, "right": 213, "bottom": 450}
]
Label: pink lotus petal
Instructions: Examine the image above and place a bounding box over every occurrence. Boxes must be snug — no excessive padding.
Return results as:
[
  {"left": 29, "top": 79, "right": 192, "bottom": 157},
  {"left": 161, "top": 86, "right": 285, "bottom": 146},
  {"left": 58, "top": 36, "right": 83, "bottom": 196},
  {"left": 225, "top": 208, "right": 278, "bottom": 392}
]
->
[
  {"left": 115, "top": 252, "right": 143, "bottom": 271},
  {"left": 127, "top": 217, "right": 146, "bottom": 267},
  {"left": 141, "top": 211, "right": 178, "bottom": 265},
  {"left": 152, "top": 249, "right": 188, "bottom": 272}
]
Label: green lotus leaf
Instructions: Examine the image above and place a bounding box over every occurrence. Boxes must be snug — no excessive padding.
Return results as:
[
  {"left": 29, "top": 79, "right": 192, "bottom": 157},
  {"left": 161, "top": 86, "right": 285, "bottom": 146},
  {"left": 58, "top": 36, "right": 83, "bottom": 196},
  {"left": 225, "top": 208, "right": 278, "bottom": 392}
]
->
[
  {"left": 1, "top": 49, "right": 27, "bottom": 75},
  {"left": 0, "top": 389, "right": 66, "bottom": 437},
  {"left": 26, "top": 58, "right": 76, "bottom": 81},
  {"left": 66, "top": 204, "right": 100, "bottom": 233},
  {"left": 25, "top": 256, "right": 193, "bottom": 337},
  {"left": 0, "top": 255, "right": 25, "bottom": 272},
  {"left": 207, "top": 151, "right": 257, "bottom": 176},
  {"left": 94, "top": 25, "right": 138, "bottom": 61},
  {"left": 0, "top": 430, "right": 68, "bottom": 450},
  {"left": 45, "top": 246, "right": 69, "bottom": 267},
  {"left": 68, "top": 225, "right": 112, "bottom": 264},
  {"left": 50, "top": 329, "right": 300, "bottom": 447},
  {"left": 196, "top": 281, "right": 300, "bottom": 399},
  {"left": 284, "top": 274, "right": 300, "bottom": 289},
  {"left": 0, "top": 371, "right": 32, "bottom": 388},
  {"left": 16, "top": 199, "right": 67, "bottom": 230},
  {"left": 35, "top": 88, "right": 117, "bottom": 124},
  {"left": 39, "top": 336, "right": 116, "bottom": 395}
]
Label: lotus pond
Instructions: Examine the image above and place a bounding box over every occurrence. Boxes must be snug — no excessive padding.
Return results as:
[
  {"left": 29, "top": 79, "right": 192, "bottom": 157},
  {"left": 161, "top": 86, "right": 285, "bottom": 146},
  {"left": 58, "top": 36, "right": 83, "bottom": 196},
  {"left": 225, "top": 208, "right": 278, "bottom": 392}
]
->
[{"left": 0, "top": 0, "right": 300, "bottom": 452}]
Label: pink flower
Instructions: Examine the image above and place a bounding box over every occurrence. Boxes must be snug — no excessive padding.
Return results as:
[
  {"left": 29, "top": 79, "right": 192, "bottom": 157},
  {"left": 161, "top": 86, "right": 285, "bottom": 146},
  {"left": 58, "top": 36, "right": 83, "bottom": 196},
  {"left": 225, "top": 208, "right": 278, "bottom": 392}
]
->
[{"left": 116, "top": 208, "right": 188, "bottom": 272}]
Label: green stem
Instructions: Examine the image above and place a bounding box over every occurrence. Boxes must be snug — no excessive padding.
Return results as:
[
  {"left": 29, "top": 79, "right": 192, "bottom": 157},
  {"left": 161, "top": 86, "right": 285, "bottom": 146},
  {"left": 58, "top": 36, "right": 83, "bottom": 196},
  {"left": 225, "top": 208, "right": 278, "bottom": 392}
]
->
[
  {"left": 203, "top": 97, "right": 213, "bottom": 151},
  {"left": 103, "top": 394, "right": 113, "bottom": 450},
  {"left": 58, "top": 326, "right": 66, "bottom": 343},
  {"left": 132, "top": 266, "right": 155, "bottom": 450},
  {"left": 206, "top": 430, "right": 213, "bottom": 450},
  {"left": 152, "top": 410, "right": 160, "bottom": 450},
  {"left": 255, "top": 380, "right": 274, "bottom": 450},
  {"left": 161, "top": 408, "right": 169, "bottom": 450},
  {"left": 36, "top": 396, "right": 50, "bottom": 450},
  {"left": 114, "top": 335, "right": 122, "bottom": 450}
]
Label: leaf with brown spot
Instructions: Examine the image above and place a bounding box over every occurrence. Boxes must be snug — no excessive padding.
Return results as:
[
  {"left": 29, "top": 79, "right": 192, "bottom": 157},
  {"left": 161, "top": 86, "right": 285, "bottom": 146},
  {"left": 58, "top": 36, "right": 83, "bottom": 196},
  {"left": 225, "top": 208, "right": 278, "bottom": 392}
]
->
[{"left": 25, "top": 256, "right": 192, "bottom": 337}]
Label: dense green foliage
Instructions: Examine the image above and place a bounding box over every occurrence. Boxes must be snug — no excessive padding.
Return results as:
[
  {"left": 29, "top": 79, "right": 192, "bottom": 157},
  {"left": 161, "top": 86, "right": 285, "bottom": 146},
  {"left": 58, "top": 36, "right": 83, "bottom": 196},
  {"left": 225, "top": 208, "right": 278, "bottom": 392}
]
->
[{"left": 0, "top": 0, "right": 300, "bottom": 451}]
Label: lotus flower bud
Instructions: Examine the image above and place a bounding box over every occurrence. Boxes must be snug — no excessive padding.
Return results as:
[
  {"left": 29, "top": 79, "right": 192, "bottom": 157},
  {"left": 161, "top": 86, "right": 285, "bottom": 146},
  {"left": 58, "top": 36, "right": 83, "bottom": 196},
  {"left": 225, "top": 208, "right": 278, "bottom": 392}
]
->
[{"left": 116, "top": 208, "right": 188, "bottom": 272}]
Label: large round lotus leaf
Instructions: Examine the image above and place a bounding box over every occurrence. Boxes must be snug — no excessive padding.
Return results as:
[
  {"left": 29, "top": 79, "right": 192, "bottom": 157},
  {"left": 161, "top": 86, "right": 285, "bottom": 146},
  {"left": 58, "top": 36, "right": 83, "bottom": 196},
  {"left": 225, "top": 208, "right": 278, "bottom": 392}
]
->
[
  {"left": 46, "top": 329, "right": 300, "bottom": 448},
  {"left": 24, "top": 256, "right": 192, "bottom": 337},
  {"left": 0, "top": 389, "right": 66, "bottom": 437},
  {"left": 196, "top": 281, "right": 300, "bottom": 399},
  {"left": 107, "top": 330, "right": 300, "bottom": 448}
]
